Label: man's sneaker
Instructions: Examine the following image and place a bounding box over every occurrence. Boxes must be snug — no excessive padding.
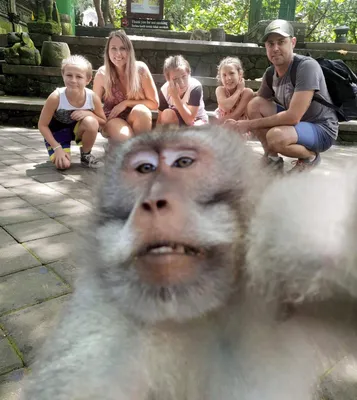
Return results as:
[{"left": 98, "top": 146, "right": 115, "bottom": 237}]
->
[
  {"left": 80, "top": 152, "right": 104, "bottom": 169},
  {"left": 288, "top": 153, "right": 321, "bottom": 173},
  {"left": 261, "top": 155, "right": 284, "bottom": 172}
]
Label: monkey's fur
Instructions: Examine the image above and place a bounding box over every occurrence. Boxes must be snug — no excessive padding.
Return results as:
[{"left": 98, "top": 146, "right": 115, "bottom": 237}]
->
[{"left": 22, "top": 126, "right": 357, "bottom": 399}]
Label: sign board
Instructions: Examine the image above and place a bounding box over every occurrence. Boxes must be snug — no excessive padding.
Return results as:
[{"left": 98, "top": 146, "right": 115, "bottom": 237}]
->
[
  {"left": 121, "top": 17, "right": 170, "bottom": 30},
  {"left": 126, "top": 0, "right": 164, "bottom": 19}
]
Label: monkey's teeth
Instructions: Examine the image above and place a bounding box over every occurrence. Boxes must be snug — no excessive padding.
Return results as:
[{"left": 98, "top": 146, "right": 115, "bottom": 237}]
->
[
  {"left": 149, "top": 246, "right": 174, "bottom": 254},
  {"left": 148, "top": 245, "right": 186, "bottom": 255}
]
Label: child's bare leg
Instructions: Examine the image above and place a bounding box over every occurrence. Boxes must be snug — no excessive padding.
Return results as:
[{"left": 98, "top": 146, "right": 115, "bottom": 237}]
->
[
  {"left": 103, "top": 118, "right": 133, "bottom": 143},
  {"left": 157, "top": 109, "right": 179, "bottom": 125},
  {"left": 127, "top": 104, "right": 152, "bottom": 134},
  {"left": 77, "top": 115, "right": 99, "bottom": 152}
]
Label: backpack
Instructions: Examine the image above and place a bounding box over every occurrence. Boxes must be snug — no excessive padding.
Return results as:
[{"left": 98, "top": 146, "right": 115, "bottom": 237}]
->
[{"left": 265, "top": 55, "right": 357, "bottom": 122}]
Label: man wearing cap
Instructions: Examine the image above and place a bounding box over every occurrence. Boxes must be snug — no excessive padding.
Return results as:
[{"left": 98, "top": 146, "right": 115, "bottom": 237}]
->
[{"left": 226, "top": 19, "right": 338, "bottom": 172}]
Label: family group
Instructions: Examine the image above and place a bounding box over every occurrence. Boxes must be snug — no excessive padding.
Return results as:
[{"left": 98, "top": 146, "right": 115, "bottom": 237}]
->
[{"left": 39, "top": 19, "right": 338, "bottom": 173}]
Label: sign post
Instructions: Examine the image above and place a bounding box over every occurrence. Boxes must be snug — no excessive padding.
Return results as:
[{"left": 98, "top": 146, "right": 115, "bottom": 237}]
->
[{"left": 123, "top": 0, "right": 169, "bottom": 30}]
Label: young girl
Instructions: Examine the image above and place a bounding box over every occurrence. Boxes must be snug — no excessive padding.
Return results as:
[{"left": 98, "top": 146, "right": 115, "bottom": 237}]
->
[
  {"left": 215, "top": 57, "right": 254, "bottom": 123},
  {"left": 157, "top": 55, "right": 208, "bottom": 126},
  {"left": 38, "top": 55, "right": 106, "bottom": 170},
  {"left": 93, "top": 30, "right": 159, "bottom": 143}
]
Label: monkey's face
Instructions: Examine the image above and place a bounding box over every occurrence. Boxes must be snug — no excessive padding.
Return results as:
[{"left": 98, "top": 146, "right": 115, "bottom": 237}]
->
[{"left": 93, "top": 127, "right": 255, "bottom": 323}]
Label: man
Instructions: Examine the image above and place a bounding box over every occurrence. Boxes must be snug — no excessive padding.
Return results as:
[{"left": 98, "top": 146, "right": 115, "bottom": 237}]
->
[{"left": 227, "top": 19, "right": 338, "bottom": 172}]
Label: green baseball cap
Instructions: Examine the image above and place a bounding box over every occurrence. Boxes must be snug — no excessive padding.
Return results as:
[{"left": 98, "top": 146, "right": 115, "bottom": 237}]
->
[{"left": 262, "top": 19, "right": 294, "bottom": 42}]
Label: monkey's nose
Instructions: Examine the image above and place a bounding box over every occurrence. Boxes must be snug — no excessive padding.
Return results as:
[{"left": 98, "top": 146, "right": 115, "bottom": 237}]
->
[{"left": 141, "top": 199, "right": 168, "bottom": 213}]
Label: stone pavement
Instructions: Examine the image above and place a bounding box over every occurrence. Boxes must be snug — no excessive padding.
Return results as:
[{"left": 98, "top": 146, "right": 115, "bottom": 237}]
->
[{"left": 0, "top": 125, "right": 356, "bottom": 400}]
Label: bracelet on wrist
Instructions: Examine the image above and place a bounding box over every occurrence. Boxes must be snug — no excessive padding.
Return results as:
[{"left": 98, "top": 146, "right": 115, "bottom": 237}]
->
[{"left": 53, "top": 145, "right": 62, "bottom": 151}]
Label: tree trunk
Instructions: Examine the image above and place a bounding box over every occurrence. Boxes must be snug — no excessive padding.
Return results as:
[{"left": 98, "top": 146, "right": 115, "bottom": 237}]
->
[{"left": 93, "top": 0, "right": 105, "bottom": 27}]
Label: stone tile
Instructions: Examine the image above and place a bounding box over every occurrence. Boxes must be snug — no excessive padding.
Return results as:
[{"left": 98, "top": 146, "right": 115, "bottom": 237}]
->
[
  {"left": 48, "top": 260, "right": 80, "bottom": 287},
  {"left": 0, "top": 329, "right": 22, "bottom": 375},
  {"left": 0, "top": 207, "right": 47, "bottom": 227},
  {"left": 68, "top": 191, "right": 93, "bottom": 208},
  {"left": 0, "top": 186, "right": 17, "bottom": 199},
  {"left": 0, "top": 228, "right": 16, "bottom": 247},
  {"left": 0, "top": 295, "right": 71, "bottom": 366},
  {"left": 0, "top": 267, "right": 70, "bottom": 315},
  {"left": 9, "top": 183, "right": 68, "bottom": 206},
  {"left": 1, "top": 176, "right": 34, "bottom": 188},
  {"left": 23, "top": 232, "right": 78, "bottom": 264},
  {"left": 31, "top": 172, "right": 66, "bottom": 184},
  {"left": 37, "top": 198, "right": 91, "bottom": 218},
  {"left": 0, "top": 197, "right": 31, "bottom": 211},
  {"left": 0, "top": 368, "right": 25, "bottom": 400},
  {"left": 0, "top": 170, "right": 23, "bottom": 185},
  {"left": 10, "top": 162, "right": 52, "bottom": 173},
  {"left": 0, "top": 243, "right": 41, "bottom": 277},
  {"left": 45, "top": 178, "right": 90, "bottom": 194},
  {"left": 22, "top": 153, "right": 50, "bottom": 162},
  {"left": 4, "top": 218, "right": 71, "bottom": 243},
  {"left": 55, "top": 213, "right": 89, "bottom": 232}
]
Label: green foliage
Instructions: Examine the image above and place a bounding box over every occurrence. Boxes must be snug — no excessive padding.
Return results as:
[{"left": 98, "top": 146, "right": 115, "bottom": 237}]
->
[
  {"left": 73, "top": 0, "right": 357, "bottom": 43},
  {"left": 163, "top": 0, "right": 357, "bottom": 43}
]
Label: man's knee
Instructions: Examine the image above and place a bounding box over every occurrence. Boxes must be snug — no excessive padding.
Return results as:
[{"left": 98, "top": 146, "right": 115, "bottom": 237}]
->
[
  {"left": 247, "top": 96, "right": 276, "bottom": 119},
  {"left": 266, "top": 127, "right": 295, "bottom": 152}
]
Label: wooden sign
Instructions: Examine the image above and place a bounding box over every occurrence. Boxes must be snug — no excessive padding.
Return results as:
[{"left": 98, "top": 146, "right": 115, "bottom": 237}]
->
[{"left": 121, "top": 17, "right": 170, "bottom": 30}]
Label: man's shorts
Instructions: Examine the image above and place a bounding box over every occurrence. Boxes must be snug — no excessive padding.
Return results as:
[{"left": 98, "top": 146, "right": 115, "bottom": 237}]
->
[
  {"left": 45, "top": 119, "right": 82, "bottom": 161},
  {"left": 276, "top": 104, "right": 335, "bottom": 153}
]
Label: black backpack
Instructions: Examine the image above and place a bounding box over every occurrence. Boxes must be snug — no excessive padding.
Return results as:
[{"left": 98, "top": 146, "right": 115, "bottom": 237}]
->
[{"left": 265, "top": 55, "right": 357, "bottom": 122}]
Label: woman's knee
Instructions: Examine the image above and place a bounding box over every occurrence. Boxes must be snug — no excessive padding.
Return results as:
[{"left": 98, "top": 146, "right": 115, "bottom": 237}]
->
[
  {"left": 103, "top": 118, "right": 133, "bottom": 140},
  {"left": 128, "top": 105, "right": 153, "bottom": 133}
]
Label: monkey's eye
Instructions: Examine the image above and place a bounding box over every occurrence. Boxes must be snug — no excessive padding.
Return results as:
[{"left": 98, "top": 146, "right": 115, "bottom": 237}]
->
[
  {"left": 136, "top": 163, "right": 156, "bottom": 174},
  {"left": 173, "top": 157, "right": 194, "bottom": 168}
]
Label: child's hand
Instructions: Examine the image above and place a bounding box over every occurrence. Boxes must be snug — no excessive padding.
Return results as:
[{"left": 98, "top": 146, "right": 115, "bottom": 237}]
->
[
  {"left": 168, "top": 80, "right": 180, "bottom": 99},
  {"left": 71, "top": 110, "right": 93, "bottom": 121},
  {"left": 108, "top": 101, "right": 128, "bottom": 120},
  {"left": 238, "top": 78, "right": 245, "bottom": 91},
  {"left": 53, "top": 147, "right": 71, "bottom": 170}
]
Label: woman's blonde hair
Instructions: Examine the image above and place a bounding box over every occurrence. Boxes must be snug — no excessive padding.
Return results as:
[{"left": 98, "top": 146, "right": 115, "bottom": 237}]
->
[
  {"left": 163, "top": 55, "right": 191, "bottom": 81},
  {"left": 103, "top": 30, "right": 144, "bottom": 100},
  {"left": 216, "top": 57, "right": 244, "bottom": 84},
  {"left": 61, "top": 55, "right": 93, "bottom": 80}
]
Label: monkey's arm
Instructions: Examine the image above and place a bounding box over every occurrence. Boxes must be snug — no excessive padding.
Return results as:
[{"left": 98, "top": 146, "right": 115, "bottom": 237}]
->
[
  {"left": 246, "top": 171, "right": 357, "bottom": 303},
  {"left": 21, "top": 281, "right": 146, "bottom": 400}
]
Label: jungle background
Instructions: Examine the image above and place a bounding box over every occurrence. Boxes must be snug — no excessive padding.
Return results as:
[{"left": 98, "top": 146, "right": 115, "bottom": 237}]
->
[{"left": 74, "top": 0, "right": 356, "bottom": 43}]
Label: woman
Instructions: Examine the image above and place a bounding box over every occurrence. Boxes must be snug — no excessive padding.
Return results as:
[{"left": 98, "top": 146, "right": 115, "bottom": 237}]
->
[{"left": 93, "top": 30, "right": 159, "bottom": 142}]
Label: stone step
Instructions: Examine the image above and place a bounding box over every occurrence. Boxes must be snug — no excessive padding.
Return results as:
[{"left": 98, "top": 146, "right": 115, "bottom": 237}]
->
[
  {"left": 0, "top": 64, "right": 262, "bottom": 91},
  {"left": 0, "top": 95, "right": 355, "bottom": 142}
]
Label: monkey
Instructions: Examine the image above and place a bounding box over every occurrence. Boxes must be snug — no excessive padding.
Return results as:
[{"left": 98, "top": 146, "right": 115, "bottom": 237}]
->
[
  {"left": 189, "top": 29, "right": 211, "bottom": 41},
  {"left": 21, "top": 126, "right": 357, "bottom": 400}
]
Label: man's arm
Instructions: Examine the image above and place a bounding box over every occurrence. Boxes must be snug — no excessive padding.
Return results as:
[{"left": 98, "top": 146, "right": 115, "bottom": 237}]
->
[{"left": 249, "top": 90, "right": 314, "bottom": 130}]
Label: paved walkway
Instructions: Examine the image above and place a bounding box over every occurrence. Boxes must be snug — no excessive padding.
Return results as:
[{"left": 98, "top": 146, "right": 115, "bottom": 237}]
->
[{"left": 0, "top": 126, "right": 356, "bottom": 400}]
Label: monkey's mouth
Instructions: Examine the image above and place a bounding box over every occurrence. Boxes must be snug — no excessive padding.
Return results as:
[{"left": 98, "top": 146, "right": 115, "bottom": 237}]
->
[{"left": 138, "top": 242, "right": 203, "bottom": 257}]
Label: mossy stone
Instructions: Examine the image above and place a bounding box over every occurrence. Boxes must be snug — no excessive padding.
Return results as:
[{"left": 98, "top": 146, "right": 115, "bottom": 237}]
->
[{"left": 41, "top": 41, "right": 70, "bottom": 67}]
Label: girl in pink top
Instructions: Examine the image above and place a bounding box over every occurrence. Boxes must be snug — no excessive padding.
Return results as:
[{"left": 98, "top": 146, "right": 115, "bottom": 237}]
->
[{"left": 215, "top": 57, "right": 254, "bottom": 125}]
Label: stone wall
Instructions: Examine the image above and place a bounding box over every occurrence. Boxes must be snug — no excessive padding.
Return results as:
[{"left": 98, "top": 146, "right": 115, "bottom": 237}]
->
[
  {"left": 49, "top": 35, "right": 357, "bottom": 80},
  {"left": 1, "top": 34, "right": 357, "bottom": 109}
]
